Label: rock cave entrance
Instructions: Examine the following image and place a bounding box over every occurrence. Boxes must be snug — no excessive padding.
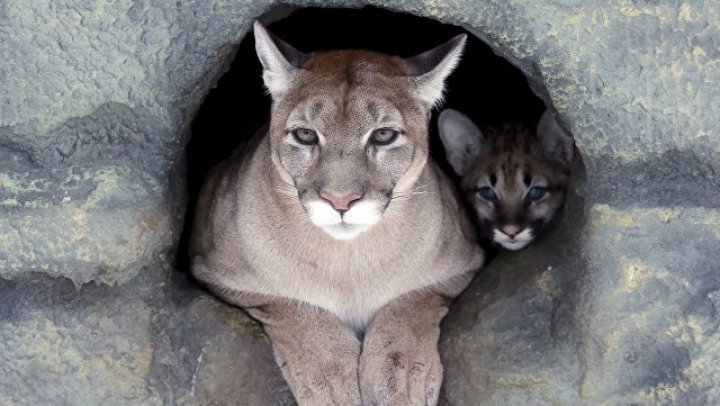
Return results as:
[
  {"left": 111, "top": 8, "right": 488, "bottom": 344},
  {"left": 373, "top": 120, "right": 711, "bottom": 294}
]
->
[
  {"left": 6, "top": 1, "right": 716, "bottom": 404},
  {"left": 178, "top": 6, "right": 550, "bottom": 271}
]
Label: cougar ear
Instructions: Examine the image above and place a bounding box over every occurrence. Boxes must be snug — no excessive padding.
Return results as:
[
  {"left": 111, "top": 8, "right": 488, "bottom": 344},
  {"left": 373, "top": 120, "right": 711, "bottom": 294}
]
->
[
  {"left": 537, "top": 109, "right": 575, "bottom": 169},
  {"left": 438, "top": 109, "right": 484, "bottom": 176},
  {"left": 405, "top": 34, "right": 466, "bottom": 107},
  {"left": 253, "top": 21, "right": 309, "bottom": 99}
]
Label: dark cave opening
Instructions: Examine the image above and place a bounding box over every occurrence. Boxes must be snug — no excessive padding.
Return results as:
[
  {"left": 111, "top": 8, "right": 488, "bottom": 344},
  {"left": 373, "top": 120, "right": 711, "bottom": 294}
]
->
[{"left": 177, "top": 6, "right": 546, "bottom": 271}]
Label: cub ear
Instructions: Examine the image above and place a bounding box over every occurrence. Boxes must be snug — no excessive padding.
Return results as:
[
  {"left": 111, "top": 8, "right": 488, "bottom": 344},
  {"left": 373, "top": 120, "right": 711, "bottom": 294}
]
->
[
  {"left": 405, "top": 34, "right": 466, "bottom": 107},
  {"left": 253, "top": 21, "right": 309, "bottom": 99},
  {"left": 438, "top": 109, "right": 484, "bottom": 176},
  {"left": 537, "top": 109, "right": 575, "bottom": 168}
]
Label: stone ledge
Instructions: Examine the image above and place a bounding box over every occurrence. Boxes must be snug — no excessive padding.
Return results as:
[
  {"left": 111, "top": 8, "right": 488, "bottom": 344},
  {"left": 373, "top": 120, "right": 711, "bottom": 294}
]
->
[
  {"left": 0, "top": 158, "right": 181, "bottom": 286},
  {"left": 0, "top": 267, "right": 293, "bottom": 405}
]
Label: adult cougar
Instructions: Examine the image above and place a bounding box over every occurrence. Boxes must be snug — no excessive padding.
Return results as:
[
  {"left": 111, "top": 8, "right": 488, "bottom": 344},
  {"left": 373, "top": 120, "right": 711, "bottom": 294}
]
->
[{"left": 190, "top": 22, "right": 484, "bottom": 405}]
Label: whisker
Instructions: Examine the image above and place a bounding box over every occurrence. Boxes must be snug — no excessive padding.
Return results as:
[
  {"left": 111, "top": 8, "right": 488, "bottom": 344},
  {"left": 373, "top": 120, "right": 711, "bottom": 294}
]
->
[
  {"left": 390, "top": 191, "right": 428, "bottom": 201},
  {"left": 407, "top": 183, "right": 430, "bottom": 192}
]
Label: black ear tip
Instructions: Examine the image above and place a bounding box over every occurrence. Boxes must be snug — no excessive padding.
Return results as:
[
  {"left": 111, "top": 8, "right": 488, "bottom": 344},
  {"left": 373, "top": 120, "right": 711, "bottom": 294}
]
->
[{"left": 539, "top": 109, "right": 572, "bottom": 138}]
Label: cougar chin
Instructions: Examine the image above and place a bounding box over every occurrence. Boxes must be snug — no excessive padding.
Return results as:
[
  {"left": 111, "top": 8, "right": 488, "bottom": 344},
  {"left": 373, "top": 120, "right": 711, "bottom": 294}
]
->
[{"left": 305, "top": 200, "right": 382, "bottom": 240}]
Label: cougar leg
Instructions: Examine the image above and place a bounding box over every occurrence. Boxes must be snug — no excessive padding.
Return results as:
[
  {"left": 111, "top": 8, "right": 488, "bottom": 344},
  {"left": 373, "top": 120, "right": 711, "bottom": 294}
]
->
[
  {"left": 248, "top": 302, "right": 363, "bottom": 406},
  {"left": 359, "top": 293, "right": 449, "bottom": 406}
]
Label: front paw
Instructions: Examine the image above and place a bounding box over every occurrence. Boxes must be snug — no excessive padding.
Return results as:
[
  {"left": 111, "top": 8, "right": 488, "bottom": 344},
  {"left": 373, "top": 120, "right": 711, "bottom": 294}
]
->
[
  {"left": 359, "top": 346, "right": 443, "bottom": 406},
  {"left": 275, "top": 350, "right": 362, "bottom": 406}
]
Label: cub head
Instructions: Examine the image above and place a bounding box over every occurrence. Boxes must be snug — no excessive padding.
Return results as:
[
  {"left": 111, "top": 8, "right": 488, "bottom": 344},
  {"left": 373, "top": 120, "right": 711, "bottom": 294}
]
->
[
  {"left": 438, "top": 108, "right": 574, "bottom": 250},
  {"left": 254, "top": 22, "right": 465, "bottom": 240}
]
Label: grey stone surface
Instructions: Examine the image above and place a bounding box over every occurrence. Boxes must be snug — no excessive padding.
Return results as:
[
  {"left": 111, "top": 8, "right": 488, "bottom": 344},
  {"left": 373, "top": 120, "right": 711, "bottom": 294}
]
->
[
  {"left": 441, "top": 167, "right": 720, "bottom": 404},
  {"left": 0, "top": 266, "right": 293, "bottom": 405},
  {"left": 0, "top": 0, "right": 267, "bottom": 284},
  {"left": 1, "top": 0, "right": 719, "bottom": 404}
]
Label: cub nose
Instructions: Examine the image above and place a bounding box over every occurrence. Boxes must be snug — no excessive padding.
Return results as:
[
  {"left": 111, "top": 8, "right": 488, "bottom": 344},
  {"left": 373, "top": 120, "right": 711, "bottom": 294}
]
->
[
  {"left": 500, "top": 225, "right": 522, "bottom": 238},
  {"left": 320, "top": 191, "right": 363, "bottom": 212}
]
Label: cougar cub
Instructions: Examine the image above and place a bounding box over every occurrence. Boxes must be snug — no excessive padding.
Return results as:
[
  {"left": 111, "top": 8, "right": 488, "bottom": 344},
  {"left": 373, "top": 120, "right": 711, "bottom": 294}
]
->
[
  {"left": 190, "top": 22, "right": 484, "bottom": 405},
  {"left": 438, "top": 108, "right": 574, "bottom": 250}
]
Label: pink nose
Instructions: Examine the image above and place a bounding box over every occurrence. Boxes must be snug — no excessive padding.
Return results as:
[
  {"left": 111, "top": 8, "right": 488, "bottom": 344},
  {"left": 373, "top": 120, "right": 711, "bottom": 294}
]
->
[
  {"left": 320, "top": 191, "right": 363, "bottom": 212},
  {"left": 500, "top": 225, "right": 522, "bottom": 238}
]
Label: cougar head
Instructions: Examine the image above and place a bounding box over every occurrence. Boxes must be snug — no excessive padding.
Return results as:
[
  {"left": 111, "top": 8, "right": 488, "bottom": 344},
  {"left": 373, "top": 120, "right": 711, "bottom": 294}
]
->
[
  {"left": 254, "top": 22, "right": 465, "bottom": 240},
  {"left": 438, "top": 108, "right": 574, "bottom": 250}
]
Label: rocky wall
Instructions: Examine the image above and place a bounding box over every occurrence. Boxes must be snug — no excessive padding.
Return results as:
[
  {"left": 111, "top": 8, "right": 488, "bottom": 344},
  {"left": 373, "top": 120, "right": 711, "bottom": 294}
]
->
[{"left": 1, "top": 1, "right": 718, "bottom": 404}]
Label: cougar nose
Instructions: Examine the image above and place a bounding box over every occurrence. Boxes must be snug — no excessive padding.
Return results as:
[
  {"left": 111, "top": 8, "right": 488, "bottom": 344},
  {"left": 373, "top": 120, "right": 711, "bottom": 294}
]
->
[
  {"left": 320, "top": 191, "right": 363, "bottom": 212},
  {"left": 500, "top": 225, "right": 522, "bottom": 238}
]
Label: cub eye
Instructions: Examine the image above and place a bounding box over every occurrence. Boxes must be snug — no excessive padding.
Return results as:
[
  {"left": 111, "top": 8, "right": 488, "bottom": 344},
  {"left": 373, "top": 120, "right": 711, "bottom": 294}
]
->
[
  {"left": 526, "top": 186, "right": 547, "bottom": 201},
  {"left": 291, "top": 128, "right": 319, "bottom": 145},
  {"left": 477, "top": 187, "right": 497, "bottom": 201},
  {"left": 370, "top": 128, "right": 400, "bottom": 145}
]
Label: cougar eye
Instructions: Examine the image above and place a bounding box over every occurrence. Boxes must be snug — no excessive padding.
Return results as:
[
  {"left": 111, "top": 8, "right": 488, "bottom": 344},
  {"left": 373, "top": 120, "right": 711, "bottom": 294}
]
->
[
  {"left": 370, "top": 128, "right": 400, "bottom": 145},
  {"left": 291, "top": 128, "right": 319, "bottom": 145},
  {"left": 526, "top": 186, "right": 546, "bottom": 201},
  {"left": 477, "top": 187, "right": 497, "bottom": 200}
]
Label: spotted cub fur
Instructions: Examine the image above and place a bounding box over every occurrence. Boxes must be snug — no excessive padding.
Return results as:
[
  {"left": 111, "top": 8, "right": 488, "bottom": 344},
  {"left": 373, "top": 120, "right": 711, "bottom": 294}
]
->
[{"left": 438, "top": 108, "right": 574, "bottom": 250}]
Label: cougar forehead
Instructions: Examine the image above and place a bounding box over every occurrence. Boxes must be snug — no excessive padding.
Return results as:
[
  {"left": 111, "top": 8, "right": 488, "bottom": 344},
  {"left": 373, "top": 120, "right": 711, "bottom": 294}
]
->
[
  {"left": 302, "top": 50, "right": 408, "bottom": 77},
  {"left": 272, "top": 50, "right": 426, "bottom": 136}
]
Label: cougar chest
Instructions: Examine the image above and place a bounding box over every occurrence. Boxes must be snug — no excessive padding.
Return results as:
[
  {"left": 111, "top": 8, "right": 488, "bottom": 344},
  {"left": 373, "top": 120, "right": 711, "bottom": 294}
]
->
[{"left": 265, "top": 226, "right": 442, "bottom": 328}]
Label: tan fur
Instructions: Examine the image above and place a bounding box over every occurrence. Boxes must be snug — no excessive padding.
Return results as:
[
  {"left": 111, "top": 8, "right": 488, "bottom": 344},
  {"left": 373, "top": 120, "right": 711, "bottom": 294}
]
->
[{"left": 190, "top": 22, "right": 483, "bottom": 405}]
